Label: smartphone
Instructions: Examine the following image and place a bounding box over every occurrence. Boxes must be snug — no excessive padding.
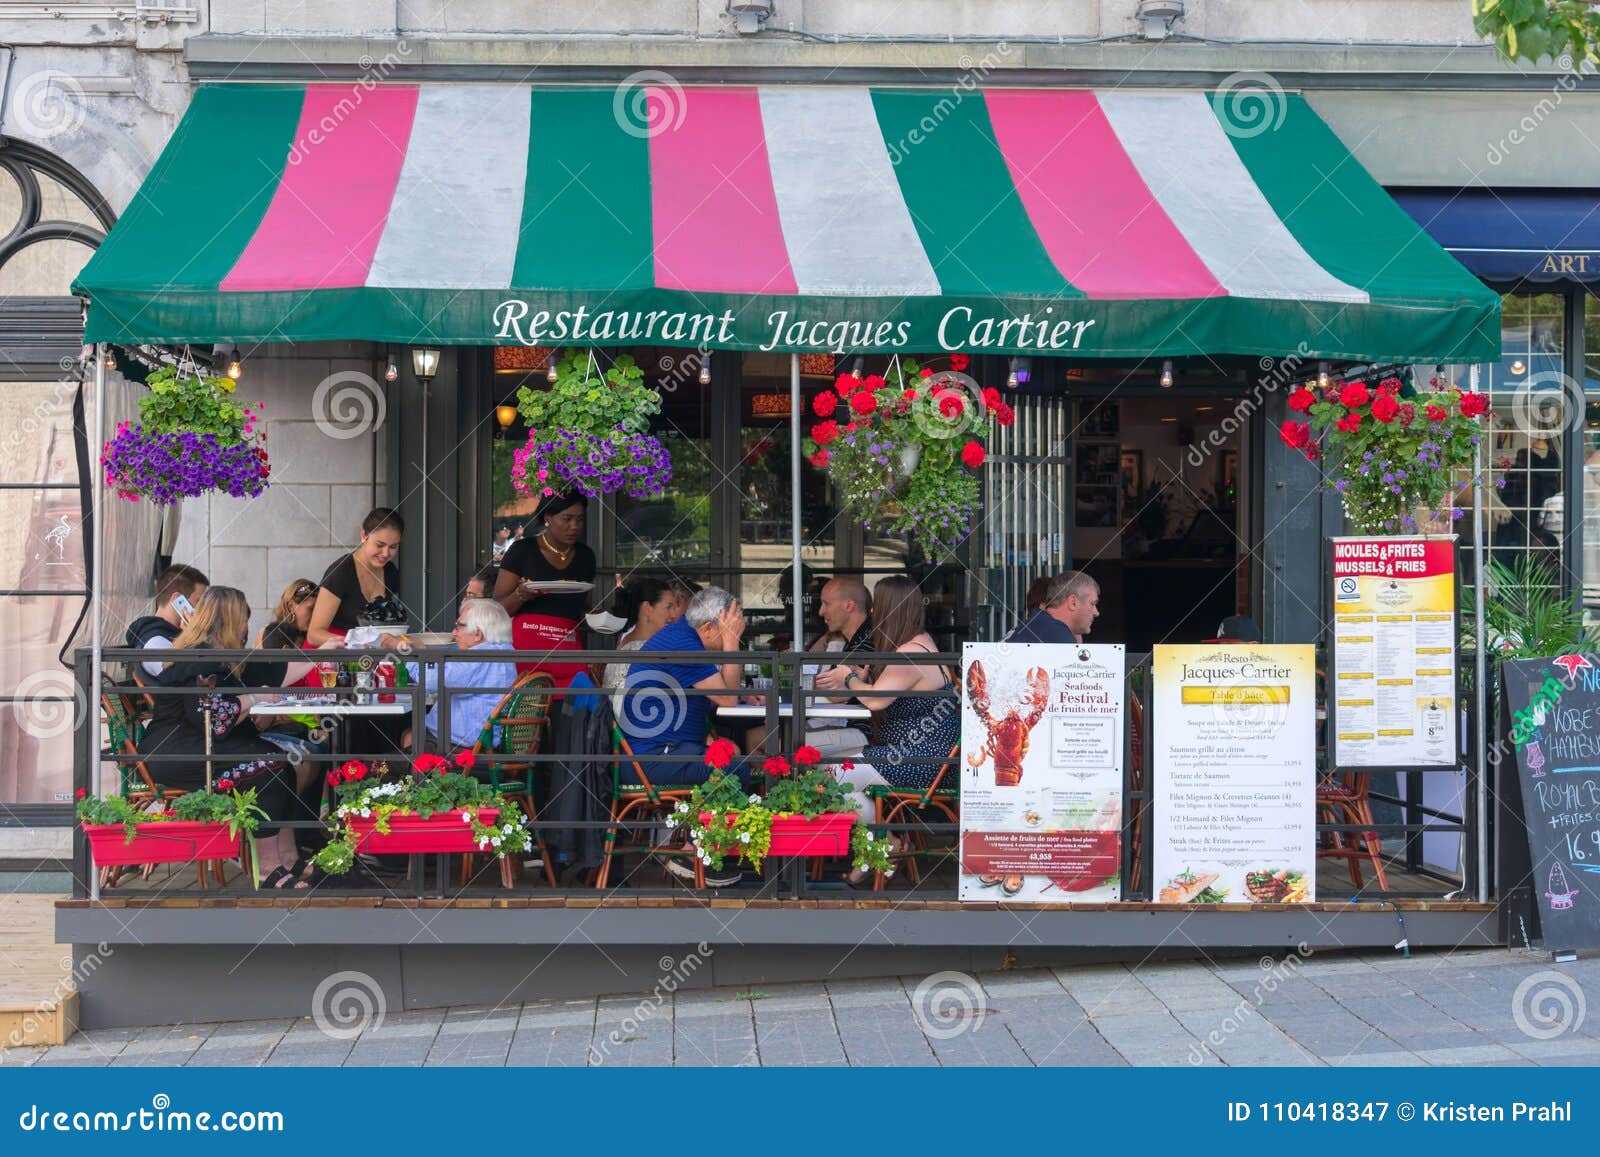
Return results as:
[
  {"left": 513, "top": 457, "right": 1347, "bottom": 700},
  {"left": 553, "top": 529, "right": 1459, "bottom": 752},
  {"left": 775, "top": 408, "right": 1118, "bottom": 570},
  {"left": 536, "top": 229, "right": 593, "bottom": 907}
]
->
[{"left": 170, "top": 592, "right": 195, "bottom": 624}]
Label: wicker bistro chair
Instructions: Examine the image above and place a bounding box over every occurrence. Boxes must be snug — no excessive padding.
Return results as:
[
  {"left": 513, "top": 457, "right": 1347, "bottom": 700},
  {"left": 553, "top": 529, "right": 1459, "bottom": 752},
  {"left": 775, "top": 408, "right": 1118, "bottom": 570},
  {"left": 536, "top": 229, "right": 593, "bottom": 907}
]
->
[
  {"left": 866, "top": 742, "right": 961, "bottom": 891},
  {"left": 455, "top": 670, "right": 559, "bottom": 889},
  {"left": 595, "top": 734, "right": 707, "bottom": 889},
  {"left": 1316, "top": 770, "right": 1389, "bottom": 893},
  {"left": 98, "top": 686, "right": 232, "bottom": 890}
]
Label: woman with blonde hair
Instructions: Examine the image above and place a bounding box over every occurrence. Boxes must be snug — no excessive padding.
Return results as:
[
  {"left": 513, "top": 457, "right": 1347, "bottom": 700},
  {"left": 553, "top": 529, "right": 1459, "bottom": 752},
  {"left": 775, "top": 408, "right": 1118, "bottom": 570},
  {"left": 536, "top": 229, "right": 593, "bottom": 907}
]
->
[
  {"left": 136, "top": 587, "right": 319, "bottom": 888},
  {"left": 258, "top": 578, "right": 318, "bottom": 649}
]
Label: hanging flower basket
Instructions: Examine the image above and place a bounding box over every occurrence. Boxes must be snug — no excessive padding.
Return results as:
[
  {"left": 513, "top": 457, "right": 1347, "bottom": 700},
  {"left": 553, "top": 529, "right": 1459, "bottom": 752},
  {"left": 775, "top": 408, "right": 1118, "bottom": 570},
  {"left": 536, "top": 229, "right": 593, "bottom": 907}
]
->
[
  {"left": 100, "top": 364, "right": 269, "bottom": 505},
  {"left": 1278, "top": 371, "right": 1494, "bottom": 534},
  {"left": 510, "top": 350, "right": 672, "bottom": 498},
  {"left": 803, "top": 353, "right": 1011, "bottom": 558}
]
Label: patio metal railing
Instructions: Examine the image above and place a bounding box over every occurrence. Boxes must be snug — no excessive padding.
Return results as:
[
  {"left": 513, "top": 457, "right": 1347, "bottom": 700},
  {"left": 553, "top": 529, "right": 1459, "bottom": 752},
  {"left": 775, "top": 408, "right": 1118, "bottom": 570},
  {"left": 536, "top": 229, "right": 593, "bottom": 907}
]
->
[{"left": 71, "top": 644, "right": 1478, "bottom": 903}]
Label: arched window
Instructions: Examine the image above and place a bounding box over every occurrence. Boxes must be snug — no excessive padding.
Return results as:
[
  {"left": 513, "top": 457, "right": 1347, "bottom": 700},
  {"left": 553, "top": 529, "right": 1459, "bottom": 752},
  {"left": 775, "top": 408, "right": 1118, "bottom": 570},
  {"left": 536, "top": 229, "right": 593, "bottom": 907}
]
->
[{"left": 0, "top": 141, "right": 112, "bottom": 816}]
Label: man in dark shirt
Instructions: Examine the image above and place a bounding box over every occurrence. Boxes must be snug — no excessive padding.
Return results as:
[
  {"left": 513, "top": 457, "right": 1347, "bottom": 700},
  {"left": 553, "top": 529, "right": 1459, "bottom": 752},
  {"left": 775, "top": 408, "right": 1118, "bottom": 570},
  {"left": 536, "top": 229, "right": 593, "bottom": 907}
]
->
[
  {"left": 1005, "top": 571, "right": 1100, "bottom": 645},
  {"left": 124, "top": 563, "right": 208, "bottom": 678}
]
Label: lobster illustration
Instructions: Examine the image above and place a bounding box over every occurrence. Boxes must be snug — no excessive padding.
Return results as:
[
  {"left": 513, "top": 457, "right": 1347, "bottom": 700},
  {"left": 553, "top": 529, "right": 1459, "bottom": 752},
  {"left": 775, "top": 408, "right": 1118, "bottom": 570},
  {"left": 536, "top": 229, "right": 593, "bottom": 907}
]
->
[{"left": 966, "top": 661, "right": 1050, "bottom": 787}]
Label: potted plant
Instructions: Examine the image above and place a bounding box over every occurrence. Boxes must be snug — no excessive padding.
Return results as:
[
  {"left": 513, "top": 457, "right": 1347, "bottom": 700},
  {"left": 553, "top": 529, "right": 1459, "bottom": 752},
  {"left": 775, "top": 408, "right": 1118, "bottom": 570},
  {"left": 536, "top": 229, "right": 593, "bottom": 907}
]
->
[
  {"left": 1277, "top": 372, "right": 1494, "bottom": 534},
  {"left": 77, "top": 784, "right": 267, "bottom": 867},
  {"left": 802, "top": 354, "right": 1012, "bottom": 557},
  {"left": 673, "top": 742, "right": 893, "bottom": 876},
  {"left": 100, "top": 363, "right": 269, "bottom": 505},
  {"left": 312, "top": 753, "right": 533, "bottom": 874},
  {"left": 510, "top": 349, "right": 672, "bottom": 499}
]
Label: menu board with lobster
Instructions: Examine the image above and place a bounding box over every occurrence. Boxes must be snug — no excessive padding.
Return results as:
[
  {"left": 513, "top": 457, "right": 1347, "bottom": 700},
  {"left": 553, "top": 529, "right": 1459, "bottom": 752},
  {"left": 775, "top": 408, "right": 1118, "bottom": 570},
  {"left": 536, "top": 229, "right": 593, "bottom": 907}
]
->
[
  {"left": 1151, "top": 644, "right": 1317, "bottom": 906},
  {"left": 959, "top": 643, "right": 1125, "bottom": 903}
]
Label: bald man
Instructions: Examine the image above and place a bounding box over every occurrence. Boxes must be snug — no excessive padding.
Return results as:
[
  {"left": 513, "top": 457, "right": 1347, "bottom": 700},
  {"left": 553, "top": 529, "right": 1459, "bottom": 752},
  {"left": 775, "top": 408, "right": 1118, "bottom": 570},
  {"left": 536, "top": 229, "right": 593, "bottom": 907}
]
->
[{"left": 804, "top": 576, "right": 874, "bottom": 757}]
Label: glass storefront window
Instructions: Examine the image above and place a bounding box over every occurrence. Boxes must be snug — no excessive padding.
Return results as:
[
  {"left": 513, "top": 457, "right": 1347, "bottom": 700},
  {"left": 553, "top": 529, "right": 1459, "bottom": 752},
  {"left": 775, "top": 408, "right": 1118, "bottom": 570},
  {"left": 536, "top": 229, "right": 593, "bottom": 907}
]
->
[
  {"left": 1583, "top": 289, "right": 1600, "bottom": 619},
  {"left": 1446, "top": 293, "right": 1568, "bottom": 595}
]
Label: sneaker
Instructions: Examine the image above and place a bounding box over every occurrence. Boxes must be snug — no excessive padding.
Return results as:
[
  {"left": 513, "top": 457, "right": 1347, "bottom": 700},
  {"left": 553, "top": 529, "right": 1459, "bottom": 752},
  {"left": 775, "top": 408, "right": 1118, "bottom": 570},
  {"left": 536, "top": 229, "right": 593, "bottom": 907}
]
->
[{"left": 662, "top": 856, "right": 741, "bottom": 888}]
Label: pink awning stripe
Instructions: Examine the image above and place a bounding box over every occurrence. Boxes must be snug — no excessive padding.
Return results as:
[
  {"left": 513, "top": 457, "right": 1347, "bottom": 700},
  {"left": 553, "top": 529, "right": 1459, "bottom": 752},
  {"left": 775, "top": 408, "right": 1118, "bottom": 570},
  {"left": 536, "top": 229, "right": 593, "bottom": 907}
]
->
[
  {"left": 983, "top": 90, "right": 1225, "bottom": 300},
  {"left": 221, "top": 85, "right": 419, "bottom": 292},
  {"left": 648, "top": 86, "right": 797, "bottom": 295}
]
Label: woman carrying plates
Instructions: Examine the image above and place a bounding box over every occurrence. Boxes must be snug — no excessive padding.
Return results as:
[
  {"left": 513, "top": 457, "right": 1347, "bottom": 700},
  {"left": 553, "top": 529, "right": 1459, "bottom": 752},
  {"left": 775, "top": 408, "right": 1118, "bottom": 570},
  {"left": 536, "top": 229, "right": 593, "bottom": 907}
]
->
[{"left": 493, "top": 491, "right": 595, "bottom": 685}]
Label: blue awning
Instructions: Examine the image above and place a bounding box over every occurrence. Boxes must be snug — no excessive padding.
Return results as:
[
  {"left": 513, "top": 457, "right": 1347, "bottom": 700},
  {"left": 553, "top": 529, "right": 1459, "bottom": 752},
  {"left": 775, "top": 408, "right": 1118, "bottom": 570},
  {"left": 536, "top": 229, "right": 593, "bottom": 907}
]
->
[{"left": 1392, "top": 189, "right": 1600, "bottom": 284}]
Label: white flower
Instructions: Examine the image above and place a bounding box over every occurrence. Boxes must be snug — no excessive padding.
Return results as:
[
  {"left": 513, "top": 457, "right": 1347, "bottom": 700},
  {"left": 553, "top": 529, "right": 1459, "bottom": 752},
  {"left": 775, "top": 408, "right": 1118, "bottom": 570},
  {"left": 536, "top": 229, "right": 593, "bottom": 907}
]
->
[
  {"left": 739, "top": 832, "right": 751, "bottom": 844},
  {"left": 502, "top": 824, "right": 514, "bottom": 836},
  {"left": 461, "top": 810, "right": 474, "bottom": 823},
  {"left": 748, "top": 793, "right": 760, "bottom": 805},
  {"left": 491, "top": 836, "right": 502, "bottom": 848},
  {"left": 359, "top": 808, "right": 371, "bottom": 818},
  {"left": 885, "top": 869, "right": 895, "bottom": 878},
  {"left": 675, "top": 802, "right": 689, "bottom": 814},
  {"left": 699, "top": 851, "right": 710, "bottom": 863},
  {"left": 479, "top": 839, "right": 491, "bottom": 851},
  {"left": 864, "top": 831, "right": 874, "bottom": 842}
]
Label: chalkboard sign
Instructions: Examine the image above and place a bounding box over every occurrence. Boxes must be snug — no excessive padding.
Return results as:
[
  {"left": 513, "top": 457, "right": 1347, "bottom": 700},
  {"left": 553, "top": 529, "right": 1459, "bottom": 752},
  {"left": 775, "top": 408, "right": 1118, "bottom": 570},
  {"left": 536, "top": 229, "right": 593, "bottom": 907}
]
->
[{"left": 1504, "top": 654, "right": 1600, "bottom": 949}]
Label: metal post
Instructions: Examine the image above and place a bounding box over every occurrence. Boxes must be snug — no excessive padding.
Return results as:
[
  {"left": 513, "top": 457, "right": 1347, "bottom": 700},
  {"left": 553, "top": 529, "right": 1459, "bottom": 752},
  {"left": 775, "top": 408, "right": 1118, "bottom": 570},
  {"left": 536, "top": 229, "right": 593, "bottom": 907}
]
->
[
  {"left": 420, "top": 377, "right": 429, "bottom": 628},
  {"left": 789, "top": 353, "right": 803, "bottom": 649},
  {"left": 89, "top": 344, "right": 105, "bottom": 902},
  {"left": 1471, "top": 362, "right": 1488, "bottom": 904}
]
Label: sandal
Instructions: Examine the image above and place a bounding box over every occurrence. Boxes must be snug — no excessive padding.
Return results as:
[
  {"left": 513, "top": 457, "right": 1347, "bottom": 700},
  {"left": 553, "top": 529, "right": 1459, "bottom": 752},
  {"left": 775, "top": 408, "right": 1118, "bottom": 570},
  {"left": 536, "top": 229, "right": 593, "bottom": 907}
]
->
[{"left": 260, "top": 866, "right": 309, "bottom": 890}]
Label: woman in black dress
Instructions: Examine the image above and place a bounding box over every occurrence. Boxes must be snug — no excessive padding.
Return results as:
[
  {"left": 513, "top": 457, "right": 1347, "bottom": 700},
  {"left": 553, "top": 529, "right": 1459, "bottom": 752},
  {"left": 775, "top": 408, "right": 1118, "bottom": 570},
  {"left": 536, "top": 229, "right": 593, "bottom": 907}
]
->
[
  {"left": 308, "top": 507, "right": 408, "bottom": 647},
  {"left": 137, "top": 587, "right": 319, "bottom": 888},
  {"left": 494, "top": 492, "right": 596, "bottom": 684}
]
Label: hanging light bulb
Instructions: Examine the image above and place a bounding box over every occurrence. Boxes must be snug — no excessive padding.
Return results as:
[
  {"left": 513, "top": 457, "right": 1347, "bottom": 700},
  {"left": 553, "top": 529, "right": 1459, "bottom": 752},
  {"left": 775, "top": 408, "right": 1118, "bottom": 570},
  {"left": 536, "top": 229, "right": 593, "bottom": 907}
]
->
[
  {"left": 225, "top": 347, "right": 243, "bottom": 380},
  {"left": 1160, "top": 359, "right": 1174, "bottom": 389},
  {"left": 1006, "top": 358, "right": 1019, "bottom": 388},
  {"left": 1013, "top": 357, "right": 1031, "bottom": 385},
  {"left": 546, "top": 348, "right": 560, "bottom": 384},
  {"left": 100, "top": 347, "right": 116, "bottom": 371},
  {"left": 699, "top": 351, "right": 712, "bottom": 385},
  {"left": 1317, "top": 361, "right": 1330, "bottom": 389},
  {"left": 851, "top": 356, "right": 865, "bottom": 379},
  {"left": 384, "top": 353, "right": 398, "bottom": 383}
]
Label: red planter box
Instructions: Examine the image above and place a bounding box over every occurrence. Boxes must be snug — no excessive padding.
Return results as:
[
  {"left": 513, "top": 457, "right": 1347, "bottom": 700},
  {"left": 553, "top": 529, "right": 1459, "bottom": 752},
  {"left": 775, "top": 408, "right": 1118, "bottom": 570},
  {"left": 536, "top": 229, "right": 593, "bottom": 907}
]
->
[
  {"left": 701, "top": 811, "right": 856, "bottom": 858},
  {"left": 347, "top": 808, "right": 501, "bottom": 855},
  {"left": 84, "top": 821, "right": 241, "bottom": 867}
]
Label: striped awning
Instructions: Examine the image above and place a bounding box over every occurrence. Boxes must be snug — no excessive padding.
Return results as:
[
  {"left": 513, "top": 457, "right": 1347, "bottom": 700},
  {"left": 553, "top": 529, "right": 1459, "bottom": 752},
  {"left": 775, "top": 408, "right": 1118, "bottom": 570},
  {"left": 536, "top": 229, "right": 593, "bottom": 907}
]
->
[{"left": 75, "top": 83, "right": 1500, "bottom": 361}]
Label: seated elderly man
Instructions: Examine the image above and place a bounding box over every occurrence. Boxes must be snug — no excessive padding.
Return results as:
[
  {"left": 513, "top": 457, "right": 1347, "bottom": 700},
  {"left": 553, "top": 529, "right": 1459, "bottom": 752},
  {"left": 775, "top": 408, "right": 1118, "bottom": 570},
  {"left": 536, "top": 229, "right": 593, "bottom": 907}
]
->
[
  {"left": 402, "top": 598, "right": 520, "bottom": 753},
  {"left": 619, "top": 585, "right": 751, "bottom": 786}
]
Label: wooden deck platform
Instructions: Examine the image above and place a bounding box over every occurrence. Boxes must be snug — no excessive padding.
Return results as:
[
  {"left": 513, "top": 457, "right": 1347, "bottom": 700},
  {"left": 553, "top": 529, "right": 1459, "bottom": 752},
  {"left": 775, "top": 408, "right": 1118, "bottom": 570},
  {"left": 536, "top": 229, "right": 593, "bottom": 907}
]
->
[{"left": 0, "top": 894, "right": 78, "bottom": 1047}]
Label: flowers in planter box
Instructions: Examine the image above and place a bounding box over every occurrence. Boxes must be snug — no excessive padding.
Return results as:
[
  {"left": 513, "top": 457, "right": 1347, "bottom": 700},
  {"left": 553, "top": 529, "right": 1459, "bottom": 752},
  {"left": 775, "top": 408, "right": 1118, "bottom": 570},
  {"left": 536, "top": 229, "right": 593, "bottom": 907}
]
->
[
  {"left": 672, "top": 746, "right": 892, "bottom": 876},
  {"left": 510, "top": 350, "right": 672, "bottom": 499},
  {"left": 311, "top": 757, "right": 532, "bottom": 874},
  {"left": 100, "top": 365, "right": 269, "bottom": 505},
  {"left": 1277, "top": 371, "right": 1494, "bottom": 534},
  {"left": 76, "top": 785, "right": 268, "bottom": 843}
]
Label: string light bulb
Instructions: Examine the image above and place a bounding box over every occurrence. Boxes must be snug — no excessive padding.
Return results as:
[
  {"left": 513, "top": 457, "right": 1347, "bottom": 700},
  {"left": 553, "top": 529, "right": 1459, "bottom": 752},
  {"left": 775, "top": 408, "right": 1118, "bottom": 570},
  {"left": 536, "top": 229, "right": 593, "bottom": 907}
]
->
[
  {"left": 225, "top": 347, "right": 243, "bottom": 380},
  {"left": 1160, "top": 359, "right": 1174, "bottom": 389},
  {"left": 1007, "top": 357, "right": 1019, "bottom": 388},
  {"left": 1317, "top": 362, "right": 1330, "bottom": 389},
  {"left": 100, "top": 347, "right": 115, "bottom": 371},
  {"left": 546, "top": 350, "right": 560, "bottom": 383},
  {"left": 851, "top": 356, "right": 865, "bottom": 379},
  {"left": 384, "top": 353, "right": 398, "bottom": 382},
  {"left": 699, "top": 351, "right": 712, "bottom": 385}
]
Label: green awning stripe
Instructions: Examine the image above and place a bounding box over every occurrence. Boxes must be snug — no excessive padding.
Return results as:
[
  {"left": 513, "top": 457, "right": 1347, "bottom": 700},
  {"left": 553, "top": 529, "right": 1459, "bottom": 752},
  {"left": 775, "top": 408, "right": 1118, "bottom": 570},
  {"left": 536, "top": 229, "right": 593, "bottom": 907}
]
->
[
  {"left": 1223, "top": 94, "right": 1495, "bottom": 311},
  {"left": 76, "top": 85, "right": 303, "bottom": 293},
  {"left": 870, "top": 89, "right": 1081, "bottom": 300},
  {"left": 512, "top": 88, "right": 654, "bottom": 292}
]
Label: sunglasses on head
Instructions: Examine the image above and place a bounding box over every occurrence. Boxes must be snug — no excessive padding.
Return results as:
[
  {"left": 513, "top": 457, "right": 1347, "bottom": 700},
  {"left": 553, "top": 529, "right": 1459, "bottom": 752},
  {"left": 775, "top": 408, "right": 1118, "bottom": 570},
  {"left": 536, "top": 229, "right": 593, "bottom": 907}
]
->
[{"left": 295, "top": 583, "right": 319, "bottom": 600}]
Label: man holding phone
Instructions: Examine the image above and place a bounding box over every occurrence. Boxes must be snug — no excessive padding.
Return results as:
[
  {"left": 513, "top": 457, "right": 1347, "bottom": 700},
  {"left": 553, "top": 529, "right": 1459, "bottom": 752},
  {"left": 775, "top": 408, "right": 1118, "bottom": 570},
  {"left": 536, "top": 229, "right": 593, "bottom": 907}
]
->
[{"left": 124, "top": 564, "right": 208, "bottom": 677}]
